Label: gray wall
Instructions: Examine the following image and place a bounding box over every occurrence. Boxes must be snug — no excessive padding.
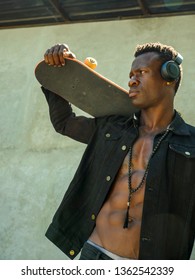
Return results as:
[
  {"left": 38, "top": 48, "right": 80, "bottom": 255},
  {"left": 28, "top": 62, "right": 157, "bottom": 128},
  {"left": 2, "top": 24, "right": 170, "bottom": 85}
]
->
[{"left": 0, "top": 15, "right": 195, "bottom": 260}]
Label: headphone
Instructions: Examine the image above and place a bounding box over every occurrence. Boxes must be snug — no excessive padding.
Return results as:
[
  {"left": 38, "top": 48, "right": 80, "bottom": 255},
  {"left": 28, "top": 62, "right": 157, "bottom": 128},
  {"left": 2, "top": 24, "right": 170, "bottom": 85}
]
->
[{"left": 161, "top": 53, "right": 183, "bottom": 82}]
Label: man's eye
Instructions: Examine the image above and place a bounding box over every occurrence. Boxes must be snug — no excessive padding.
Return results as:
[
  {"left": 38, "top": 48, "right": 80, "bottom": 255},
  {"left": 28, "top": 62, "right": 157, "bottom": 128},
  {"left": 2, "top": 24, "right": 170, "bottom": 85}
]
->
[{"left": 140, "top": 70, "right": 146, "bottom": 74}]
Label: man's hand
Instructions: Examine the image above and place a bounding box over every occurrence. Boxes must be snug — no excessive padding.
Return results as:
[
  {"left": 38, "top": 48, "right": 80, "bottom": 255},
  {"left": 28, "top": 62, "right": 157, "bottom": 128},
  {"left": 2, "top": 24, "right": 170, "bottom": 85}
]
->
[{"left": 44, "top": 44, "right": 76, "bottom": 67}]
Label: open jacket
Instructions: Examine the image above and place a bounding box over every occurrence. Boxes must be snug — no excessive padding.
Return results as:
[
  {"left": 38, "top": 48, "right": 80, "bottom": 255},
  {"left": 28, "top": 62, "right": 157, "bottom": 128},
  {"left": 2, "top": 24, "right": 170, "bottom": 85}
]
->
[{"left": 42, "top": 87, "right": 195, "bottom": 260}]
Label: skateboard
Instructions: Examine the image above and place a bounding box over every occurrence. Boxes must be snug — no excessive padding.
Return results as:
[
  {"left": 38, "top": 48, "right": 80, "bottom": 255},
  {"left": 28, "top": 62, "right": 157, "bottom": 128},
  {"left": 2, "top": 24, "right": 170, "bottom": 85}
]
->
[{"left": 35, "top": 57, "right": 137, "bottom": 117}]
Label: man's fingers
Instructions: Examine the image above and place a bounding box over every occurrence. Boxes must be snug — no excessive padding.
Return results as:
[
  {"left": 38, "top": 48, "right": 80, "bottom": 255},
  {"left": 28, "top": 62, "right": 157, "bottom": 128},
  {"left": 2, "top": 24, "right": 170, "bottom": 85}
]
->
[
  {"left": 44, "top": 44, "right": 73, "bottom": 66},
  {"left": 53, "top": 45, "right": 62, "bottom": 66},
  {"left": 59, "top": 44, "right": 68, "bottom": 65},
  {"left": 44, "top": 48, "right": 52, "bottom": 64},
  {"left": 44, "top": 47, "right": 55, "bottom": 65}
]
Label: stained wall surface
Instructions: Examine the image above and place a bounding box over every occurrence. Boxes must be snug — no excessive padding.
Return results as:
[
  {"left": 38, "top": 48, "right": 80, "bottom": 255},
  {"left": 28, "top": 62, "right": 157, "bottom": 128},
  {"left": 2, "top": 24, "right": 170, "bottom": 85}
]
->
[{"left": 0, "top": 15, "right": 195, "bottom": 260}]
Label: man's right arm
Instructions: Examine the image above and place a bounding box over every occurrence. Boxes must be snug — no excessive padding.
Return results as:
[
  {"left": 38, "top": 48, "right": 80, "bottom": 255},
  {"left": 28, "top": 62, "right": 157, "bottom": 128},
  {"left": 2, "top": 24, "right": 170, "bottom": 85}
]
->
[
  {"left": 42, "top": 87, "right": 97, "bottom": 144},
  {"left": 41, "top": 43, "right": 98, "bottom": 144}
]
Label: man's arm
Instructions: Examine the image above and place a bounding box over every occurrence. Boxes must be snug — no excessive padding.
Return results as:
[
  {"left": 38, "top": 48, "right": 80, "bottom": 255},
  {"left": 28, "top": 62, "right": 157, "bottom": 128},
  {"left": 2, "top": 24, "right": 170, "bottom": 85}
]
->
[
  {"left": 41, "top": 44, "right": 97, "bottom": 144},
  {"left": 42, "top": 87, "right": 97, "bottom": 144}
]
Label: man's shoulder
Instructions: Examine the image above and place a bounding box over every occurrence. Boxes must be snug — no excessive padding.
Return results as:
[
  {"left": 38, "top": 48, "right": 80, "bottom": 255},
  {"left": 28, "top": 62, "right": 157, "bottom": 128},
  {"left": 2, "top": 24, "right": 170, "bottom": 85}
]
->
[
  {"left": 185, "top": 122, "right": 195, "bottom": 135},
  {"left": 97, "top": 114, "right": 134, "bottom": 126},
  {"left": 174, "top": 111, "right": 195, "bottom": 138},
  {"left": 95, "top": 114, "right": 135, "bottom": 137}
]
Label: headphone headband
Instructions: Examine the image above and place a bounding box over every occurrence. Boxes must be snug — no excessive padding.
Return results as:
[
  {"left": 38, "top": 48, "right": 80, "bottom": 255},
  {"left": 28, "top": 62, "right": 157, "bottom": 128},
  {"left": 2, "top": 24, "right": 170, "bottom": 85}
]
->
[{"left": 174, "top": 53, "right": 183, "bottom": 65}]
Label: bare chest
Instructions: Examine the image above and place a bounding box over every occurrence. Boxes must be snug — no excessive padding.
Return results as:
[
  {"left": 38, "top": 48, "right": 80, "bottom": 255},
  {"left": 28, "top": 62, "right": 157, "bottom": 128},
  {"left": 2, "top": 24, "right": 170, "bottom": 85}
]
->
[{"left": 118, "top": 134, "right": 154, "bottom": 178}]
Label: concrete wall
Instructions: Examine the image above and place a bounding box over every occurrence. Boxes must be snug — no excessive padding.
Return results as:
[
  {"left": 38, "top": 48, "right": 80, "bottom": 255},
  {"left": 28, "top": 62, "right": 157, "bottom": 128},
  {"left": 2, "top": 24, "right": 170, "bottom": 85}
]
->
[{"left": 0, "top": 15, "right": 195, "bottom": 260}]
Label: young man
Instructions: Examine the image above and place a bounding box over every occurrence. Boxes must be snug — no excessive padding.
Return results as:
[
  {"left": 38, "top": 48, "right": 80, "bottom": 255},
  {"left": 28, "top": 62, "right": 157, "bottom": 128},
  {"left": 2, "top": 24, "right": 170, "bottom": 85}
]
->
[{"left": 42, "top": 42, "right": 195, "bottom": 260}]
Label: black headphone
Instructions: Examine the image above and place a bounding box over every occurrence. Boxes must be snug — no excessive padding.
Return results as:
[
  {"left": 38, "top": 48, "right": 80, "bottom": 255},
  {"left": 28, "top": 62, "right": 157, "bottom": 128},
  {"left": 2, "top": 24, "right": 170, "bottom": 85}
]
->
[{"left": 161, "top": 53, "right": 183, "bottom": 82}]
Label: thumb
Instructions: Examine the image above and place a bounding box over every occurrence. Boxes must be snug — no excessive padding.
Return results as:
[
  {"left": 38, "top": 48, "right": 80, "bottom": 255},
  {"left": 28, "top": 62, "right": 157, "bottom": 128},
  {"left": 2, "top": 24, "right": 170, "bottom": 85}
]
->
[{"left": 63, "top": 50, "right": 76, "bottom": 59}]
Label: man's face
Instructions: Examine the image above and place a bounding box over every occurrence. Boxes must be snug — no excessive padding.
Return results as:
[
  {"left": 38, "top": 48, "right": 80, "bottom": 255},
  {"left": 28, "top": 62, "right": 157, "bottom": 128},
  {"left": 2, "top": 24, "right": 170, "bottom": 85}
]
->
[{"left": 128, "top": 52, "right": 170, "bottom": 109}]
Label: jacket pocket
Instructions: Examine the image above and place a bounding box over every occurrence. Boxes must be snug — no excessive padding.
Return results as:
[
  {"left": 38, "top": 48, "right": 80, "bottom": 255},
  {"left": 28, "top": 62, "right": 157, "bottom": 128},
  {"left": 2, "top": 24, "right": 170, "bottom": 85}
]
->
[
  {"left": 169, "top": 144, "right": 195, "bottom": 159},
  {"left": 168, "top": 143, "right": 195, "bottom": 186}
]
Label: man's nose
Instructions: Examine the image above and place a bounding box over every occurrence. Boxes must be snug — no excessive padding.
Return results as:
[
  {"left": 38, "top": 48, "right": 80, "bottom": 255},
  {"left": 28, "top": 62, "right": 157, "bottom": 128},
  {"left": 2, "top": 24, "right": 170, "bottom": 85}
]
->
[{"left": 128, "top": 77, "right": 139, "bottom": 88}]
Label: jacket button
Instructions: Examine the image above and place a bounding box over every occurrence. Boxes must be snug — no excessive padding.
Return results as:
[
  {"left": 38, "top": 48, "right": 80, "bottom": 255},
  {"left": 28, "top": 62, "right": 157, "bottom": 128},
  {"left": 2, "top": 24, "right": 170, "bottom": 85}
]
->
[
  {"left": 142, "top": 237, "right": 151, "bottom": 242},
  {"left": 105, "top": 133, "right": 111, "bottom": 138},
  {"left": 121, "top": 145, "right": 127, "bottom": 151},
  {"left": 91, "top": 214, "right": 96, "bottom": 220},
  {"left": 106, "top": 176, "right": 111, "bottom": 181},
  {"left": 69, "top": 250, "right": 75, "bottom": 256}
]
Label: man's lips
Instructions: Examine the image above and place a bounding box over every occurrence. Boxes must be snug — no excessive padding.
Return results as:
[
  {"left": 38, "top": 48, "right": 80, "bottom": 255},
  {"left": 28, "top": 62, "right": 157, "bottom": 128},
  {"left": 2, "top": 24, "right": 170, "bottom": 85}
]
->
[{"left": 129, "top": 90, "right": 139, "bottom": 98}]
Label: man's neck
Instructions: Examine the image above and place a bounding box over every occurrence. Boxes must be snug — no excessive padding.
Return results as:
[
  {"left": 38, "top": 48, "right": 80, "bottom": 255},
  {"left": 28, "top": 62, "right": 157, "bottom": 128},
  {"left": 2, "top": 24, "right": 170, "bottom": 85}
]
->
[{"left": 139, "top": 107, "right": 174, "bottom": 134}]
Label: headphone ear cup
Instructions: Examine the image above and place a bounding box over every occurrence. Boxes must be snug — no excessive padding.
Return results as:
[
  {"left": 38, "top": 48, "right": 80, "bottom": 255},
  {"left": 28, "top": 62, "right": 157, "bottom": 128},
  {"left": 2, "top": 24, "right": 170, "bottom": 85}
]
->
[{"left": 161, "top": 61, "right": 180, "bottom": 81}]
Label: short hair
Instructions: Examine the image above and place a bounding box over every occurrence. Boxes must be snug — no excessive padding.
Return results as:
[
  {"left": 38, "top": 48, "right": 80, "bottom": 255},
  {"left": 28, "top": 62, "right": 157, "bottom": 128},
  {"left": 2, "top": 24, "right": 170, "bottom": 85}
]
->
[{"left": 134, "top": 42, "right": 183, "bottom": 93}]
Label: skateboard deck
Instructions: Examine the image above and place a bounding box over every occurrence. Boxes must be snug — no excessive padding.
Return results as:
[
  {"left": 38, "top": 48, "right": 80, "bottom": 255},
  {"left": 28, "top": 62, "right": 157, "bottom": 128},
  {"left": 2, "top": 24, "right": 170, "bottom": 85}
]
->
[{"left": 35, "top": 58, "right": 137, "bottom": 117}]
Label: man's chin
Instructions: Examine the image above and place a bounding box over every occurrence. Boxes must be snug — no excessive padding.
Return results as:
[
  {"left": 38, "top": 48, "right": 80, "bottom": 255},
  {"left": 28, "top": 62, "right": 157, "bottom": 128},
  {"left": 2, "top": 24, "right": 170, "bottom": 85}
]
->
[{"left": 131, "top": 100, "right": 145, "bottom": 109}]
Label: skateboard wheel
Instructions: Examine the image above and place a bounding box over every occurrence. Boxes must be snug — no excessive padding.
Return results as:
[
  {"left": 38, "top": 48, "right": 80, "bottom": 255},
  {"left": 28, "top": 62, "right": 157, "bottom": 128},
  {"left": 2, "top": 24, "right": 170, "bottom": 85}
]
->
[{"left": 84, "top": 57, "right": 97, "bottom": 69}]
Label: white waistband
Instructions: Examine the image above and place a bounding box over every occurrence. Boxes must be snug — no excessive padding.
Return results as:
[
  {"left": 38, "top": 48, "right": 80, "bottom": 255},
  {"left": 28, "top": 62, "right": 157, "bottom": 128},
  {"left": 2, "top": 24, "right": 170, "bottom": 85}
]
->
[{"left": 87, "top": 240, "right": 131, "bottom": 260}]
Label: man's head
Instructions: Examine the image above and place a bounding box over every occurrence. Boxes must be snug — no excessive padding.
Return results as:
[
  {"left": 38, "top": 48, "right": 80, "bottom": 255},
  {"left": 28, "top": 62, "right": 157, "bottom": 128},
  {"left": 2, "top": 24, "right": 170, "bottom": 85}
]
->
[{"left": 134, "top": 42, "right": 183, "bottom": 93}]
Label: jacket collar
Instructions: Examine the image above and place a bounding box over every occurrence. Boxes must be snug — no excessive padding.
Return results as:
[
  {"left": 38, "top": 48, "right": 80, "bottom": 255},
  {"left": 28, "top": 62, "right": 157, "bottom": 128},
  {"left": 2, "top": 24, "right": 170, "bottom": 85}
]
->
[
  {"left": 169, "top": 111, "right": 190, "bottom": 136},
  {"left": 131, "top": 110, "right": 190, "bottom": 136}
]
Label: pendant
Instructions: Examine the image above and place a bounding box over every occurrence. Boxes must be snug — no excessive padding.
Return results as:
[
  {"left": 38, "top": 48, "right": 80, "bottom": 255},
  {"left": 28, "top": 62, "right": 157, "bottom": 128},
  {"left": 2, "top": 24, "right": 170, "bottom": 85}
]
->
[{"left": 128, "top": 216, "right": 134, "bottom": 223}]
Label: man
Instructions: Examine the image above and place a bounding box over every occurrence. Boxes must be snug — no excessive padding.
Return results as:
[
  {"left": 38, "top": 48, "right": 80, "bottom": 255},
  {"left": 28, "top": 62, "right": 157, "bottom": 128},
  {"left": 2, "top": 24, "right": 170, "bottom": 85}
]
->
[{"left": 41, "top": 42, "right": 195, "bottom": 260}]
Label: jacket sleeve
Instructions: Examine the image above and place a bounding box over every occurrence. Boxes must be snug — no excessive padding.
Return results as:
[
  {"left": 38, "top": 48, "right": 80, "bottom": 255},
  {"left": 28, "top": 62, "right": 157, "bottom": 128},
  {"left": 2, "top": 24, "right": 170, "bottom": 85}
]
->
[{"left": 41, "top": 87, "right": 97, "bottom": 144}]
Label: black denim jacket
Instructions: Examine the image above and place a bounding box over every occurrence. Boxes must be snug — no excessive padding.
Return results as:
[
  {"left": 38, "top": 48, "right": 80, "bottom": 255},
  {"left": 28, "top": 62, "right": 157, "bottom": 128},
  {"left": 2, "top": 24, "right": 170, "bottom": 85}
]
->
[{"left": 42, "top": 88, "right": 195, "bottom": 260}]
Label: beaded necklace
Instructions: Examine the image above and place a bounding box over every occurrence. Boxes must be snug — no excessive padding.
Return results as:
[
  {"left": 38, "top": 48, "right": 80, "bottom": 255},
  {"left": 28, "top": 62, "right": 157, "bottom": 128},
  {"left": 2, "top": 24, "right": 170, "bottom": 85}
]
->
[{"left": 123, "top": 127, "right": 170, "bottom": 229}]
